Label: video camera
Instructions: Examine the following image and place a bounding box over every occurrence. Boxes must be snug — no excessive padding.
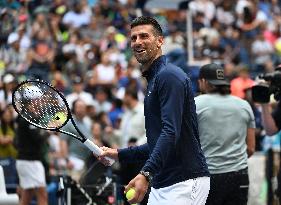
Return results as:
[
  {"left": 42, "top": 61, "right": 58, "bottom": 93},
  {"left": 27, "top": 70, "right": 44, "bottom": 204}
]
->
[{"left": 252, "top": 71, "right": 281, "bottom": 103}]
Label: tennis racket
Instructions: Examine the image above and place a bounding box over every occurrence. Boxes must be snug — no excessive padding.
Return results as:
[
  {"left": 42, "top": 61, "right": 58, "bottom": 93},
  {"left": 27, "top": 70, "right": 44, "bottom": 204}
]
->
[{"left": 12, "top": 79, "right": 115, "bottom": 166}]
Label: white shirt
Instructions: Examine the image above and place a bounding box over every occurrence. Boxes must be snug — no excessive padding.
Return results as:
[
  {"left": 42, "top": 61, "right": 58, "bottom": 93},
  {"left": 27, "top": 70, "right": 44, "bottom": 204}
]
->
[
  {"left": 94, "top": 100, "right": 112, "bottom": 114},
  {"left": 251, "top": 39, "right": 273, "bottom": 64},
  {"left": 0, "top": 90, "right": 12, "bottom": 110},
  {"left": 114, "top": 102, "right": 146, "bottom": 148},
  {"left": 66, "top": 91, "right": 97, "bottom": 108},
  {"left": 96, "top": 63, "right": 116, "bottom": 83},
  {"left": 62, "top": 11, "right": 91, "bottom": 28}
]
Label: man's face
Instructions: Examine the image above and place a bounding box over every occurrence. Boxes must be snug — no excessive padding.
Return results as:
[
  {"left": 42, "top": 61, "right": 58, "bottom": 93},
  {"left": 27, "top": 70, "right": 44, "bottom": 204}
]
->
[
  {"left": 73, "top": 83, "right": 83, "bottom": 92},
  {"left": 12, "top": 41, "right": 20, "bottom": 50},
  {"left": 130, "top": 24, "right": 163, "bottom": 64},
  {"left": 123, "top": 94, "right": 131, "bottom": 108},
  {"left": 74, "top": 100, "right": 87, "bottom": 118}
]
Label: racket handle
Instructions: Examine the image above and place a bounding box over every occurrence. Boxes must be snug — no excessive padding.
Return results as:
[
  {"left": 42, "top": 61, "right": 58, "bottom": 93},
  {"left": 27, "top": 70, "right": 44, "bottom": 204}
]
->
[{"left": 83, "top": 139, "right": 115, "bottom": 166}]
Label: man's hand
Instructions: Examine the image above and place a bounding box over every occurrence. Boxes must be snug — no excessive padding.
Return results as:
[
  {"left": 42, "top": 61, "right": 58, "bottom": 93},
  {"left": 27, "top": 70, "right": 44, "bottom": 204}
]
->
[
  {"left": 124, "top": 174, "right": 149, "bottom": 204},
  {"left": 96, "top": 146, "right": 119, "bottom": 166}
]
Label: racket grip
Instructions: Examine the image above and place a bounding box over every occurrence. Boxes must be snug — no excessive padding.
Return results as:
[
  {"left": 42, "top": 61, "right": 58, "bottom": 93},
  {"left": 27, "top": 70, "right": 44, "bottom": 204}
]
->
[{"left": 83, "top": 139, "right": 115, "bottom": 166}]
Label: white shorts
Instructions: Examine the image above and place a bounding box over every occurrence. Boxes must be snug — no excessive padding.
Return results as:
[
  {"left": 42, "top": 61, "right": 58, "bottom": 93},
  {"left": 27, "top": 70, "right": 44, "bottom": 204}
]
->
[
  {"left": 148, "top": 176, "right": 210, "bottom": 205},
  {"left": 16, "top": 160, "right": 46, "bottom": 189}
]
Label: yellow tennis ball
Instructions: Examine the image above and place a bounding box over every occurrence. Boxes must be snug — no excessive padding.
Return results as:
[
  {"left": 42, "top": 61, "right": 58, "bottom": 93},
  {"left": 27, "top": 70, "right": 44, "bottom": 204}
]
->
[
  {"left": 54, "top": 112, "right": 67, "bottom": 124},
  {"left": 126, "top": 188, "right": 136, "bottom": 201},
  {"left": 56, "top": 5, "right": 66, "bottom": 15}
]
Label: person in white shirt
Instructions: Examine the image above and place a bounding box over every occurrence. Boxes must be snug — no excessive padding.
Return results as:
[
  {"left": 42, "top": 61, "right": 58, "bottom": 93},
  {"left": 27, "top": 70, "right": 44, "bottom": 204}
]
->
[
  {"left": 60, "top": 99, "right": 93, "bottom": 181},
  {"left": 66, "top": 76, "right": 97, "bottom": 109},
  {"left": 0, "top": 73, "right": 17, "bottom": 111},
  {"left": 93, "top": 86, "right": 112, "bottom": 114},
  {"left": 106, "top": 87, "right": 146, "bottom": 148},
  {"left": 62, "top": 2, "right": 91, "bottom": 29}
]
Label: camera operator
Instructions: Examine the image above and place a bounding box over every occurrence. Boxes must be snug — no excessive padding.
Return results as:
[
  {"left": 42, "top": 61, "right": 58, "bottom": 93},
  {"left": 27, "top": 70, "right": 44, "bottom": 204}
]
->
[
  {"left": 257, "top": 64, "right": 281, "bottom": 202},
  {"left": 261, "top": 99, "right": 281, "bottom": 136}
]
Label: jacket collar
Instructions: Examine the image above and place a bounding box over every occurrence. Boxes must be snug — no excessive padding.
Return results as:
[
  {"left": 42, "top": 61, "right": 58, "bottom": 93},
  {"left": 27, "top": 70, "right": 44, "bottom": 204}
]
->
[{"left": 142, "top": 55, "right": 167, "bottom": 81}]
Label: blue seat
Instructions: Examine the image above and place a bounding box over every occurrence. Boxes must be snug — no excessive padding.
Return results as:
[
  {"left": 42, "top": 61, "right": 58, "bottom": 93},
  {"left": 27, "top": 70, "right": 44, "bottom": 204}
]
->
[{"left": 0, "top": 157, "right": 18, "bottom": 193}]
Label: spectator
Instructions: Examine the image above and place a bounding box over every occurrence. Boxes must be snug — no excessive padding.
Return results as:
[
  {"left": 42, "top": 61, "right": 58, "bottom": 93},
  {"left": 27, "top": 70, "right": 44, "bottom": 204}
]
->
[
  {"left": 162, "top": 29, "right": 185, "bottom": 55},
  {"left": 49, "top": 9, "right": 69, "bottom": 45},
  {"left": 50, "top": 70, "right": 68, "bottom": 94},
  {"left": 100, "top": 26, "right": 127, "bottom": 51},
  {"left": 31, "top": 8, "right": 50, "bottom": 38},
  {"left": 195, "top": 63, "right": 256, "bottom": 205},
  {"left": 1, "top": 32, "right": 28, "bottom": 74},
  {"left": 251, "top": 28, "right": 274, "bottom": 74},
  {"left": 66, "top": 75, "right": 97, "bottom": 109},
  {"left": 26, "top": 28, "right": 55, "bottom": 81},
  {"left": 0, "top": 8, "right": 16, "bottom": 45},
  {"left": 62, "top": 31, "right": 88, "bottom": 75},
  {"left": 47, "top": 132, "right": 70, "bottom": 176},
  {"left": 230, "top": 66, "right": 255, "bottom": 99},
  {"left": 172, "top": 9, "right": 187, "bottom": 33},
  {"left": 60, "top": 99, "right": 92, "bottom": 181},
  {"left": 201, "top": 33, "right": 226, "bottom": 65},
  {"left": 107, "top": 98, "right": 123, "bottom": 129},
  {"left": 106, "top": 87, "right": 146, "bottom": 148},
  {"left": 215, "top": 1, "right": 235, "bottom": 26},
  {"left": 0, "top": 104, "right": 17, "bottom": 159},
  {"left": 189, "top": 0, "right": 216, "bottom": 26},
  {"left": 85, "top": 121, "right": 111, "bottom": 169},
  {"left": 93, "top": 86, "right": 112, "bottom": 114},
  {"left": 80, "top": 16, "right": 105, "bottom": 43},
  {"left": 91, "top": 51, "right": 118, "bottom": 90},
  {"left": 17, "top": 24, "right": 31, "bottom": 52},
  {"left": 91, "top": 122, "right": 109, "bottom": 148},
  {"left": 236, "top": 0, "right": 268, "bottom": 37},
  {"left": 116, "top": 62, "right": 144, "bottom": 101},
  {"left": 62, "top": 1, "right": 91, "bottom": 29},
  {"left": 0, "top": 73, "right": 17, "bottom": 111}
]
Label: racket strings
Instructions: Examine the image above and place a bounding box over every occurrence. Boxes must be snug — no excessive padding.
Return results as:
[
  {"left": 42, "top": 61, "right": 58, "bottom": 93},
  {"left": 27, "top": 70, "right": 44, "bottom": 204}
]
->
[{"left": 14, "top": 82, "right": 68, "bottom": 129}]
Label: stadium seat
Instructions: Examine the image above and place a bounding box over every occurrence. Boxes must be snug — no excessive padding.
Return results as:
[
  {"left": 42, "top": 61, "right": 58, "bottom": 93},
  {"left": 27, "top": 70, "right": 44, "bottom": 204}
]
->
[
  {"left": 0, "top": 157, "right": 18, "bottom": 192},
  {"left": 0, "top": 165, "right": 19, "bottom": 205}
]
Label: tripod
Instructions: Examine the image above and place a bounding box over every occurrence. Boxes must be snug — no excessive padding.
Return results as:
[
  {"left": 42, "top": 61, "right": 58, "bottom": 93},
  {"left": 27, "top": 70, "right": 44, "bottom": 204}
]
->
[{"left": 57, "top": 175, "right": 94, "bottom": 205}]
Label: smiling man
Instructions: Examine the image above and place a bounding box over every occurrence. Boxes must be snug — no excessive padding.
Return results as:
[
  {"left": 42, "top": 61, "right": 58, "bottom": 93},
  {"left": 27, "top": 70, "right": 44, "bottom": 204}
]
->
[{"left": 98, "top": 16, "right": 210, "bottom": 205}]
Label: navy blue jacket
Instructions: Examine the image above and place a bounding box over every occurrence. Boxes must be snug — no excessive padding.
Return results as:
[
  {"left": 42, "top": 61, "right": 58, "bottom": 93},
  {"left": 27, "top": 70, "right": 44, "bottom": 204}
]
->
[{"left": 118, "top": 56, "right": 209, "bottom": 188}]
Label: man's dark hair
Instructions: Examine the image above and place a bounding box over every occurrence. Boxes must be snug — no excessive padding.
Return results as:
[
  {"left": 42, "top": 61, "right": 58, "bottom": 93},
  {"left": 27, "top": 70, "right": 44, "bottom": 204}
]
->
[
  {"left": 131, "top": 16, "right": 163, "bottom": 36},
  {"left": 209, "top": 85, "right": 231, "bottom": 95}
]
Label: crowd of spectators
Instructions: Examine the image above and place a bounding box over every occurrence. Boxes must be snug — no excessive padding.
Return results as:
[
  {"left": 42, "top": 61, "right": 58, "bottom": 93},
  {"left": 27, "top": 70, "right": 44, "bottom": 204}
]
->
[{"left": 1, "top": 0, "right": 281, "bottom": 204}]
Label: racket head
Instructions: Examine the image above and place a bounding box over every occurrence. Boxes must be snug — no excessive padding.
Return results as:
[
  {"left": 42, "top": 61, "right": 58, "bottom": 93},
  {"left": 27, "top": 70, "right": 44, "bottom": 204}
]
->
[{"left": 12, "top": 80, "right": 71, "bottom": 131}]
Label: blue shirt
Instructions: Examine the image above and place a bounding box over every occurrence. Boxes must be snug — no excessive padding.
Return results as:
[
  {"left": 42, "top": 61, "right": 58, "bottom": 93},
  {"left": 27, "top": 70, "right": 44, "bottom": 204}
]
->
[{"left": 118, "top": 56, "right": 209, "bottom": 188}]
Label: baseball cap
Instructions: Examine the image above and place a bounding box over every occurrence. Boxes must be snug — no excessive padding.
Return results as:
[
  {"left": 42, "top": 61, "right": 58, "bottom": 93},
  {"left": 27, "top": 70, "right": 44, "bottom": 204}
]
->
[
  {"left": 3, "top": 73, "right": 15, "bottom": 84},
  {"left": 199, "top": 63, "right": 230, "bottom": 86},
  {"left": 7, "top": 33, "right": 19, "bottom": 44}
]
